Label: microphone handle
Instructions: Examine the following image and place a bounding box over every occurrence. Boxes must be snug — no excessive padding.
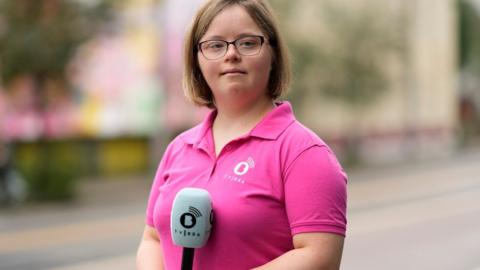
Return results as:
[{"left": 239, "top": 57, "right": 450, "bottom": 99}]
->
[{"left": 181, "top": 247, "right": 194, "bottom": 270}]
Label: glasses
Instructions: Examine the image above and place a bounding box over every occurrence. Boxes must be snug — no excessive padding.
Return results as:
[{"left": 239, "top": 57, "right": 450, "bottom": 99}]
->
[{"left": 198, "top": 35, "right": 265, "bottom": 60}]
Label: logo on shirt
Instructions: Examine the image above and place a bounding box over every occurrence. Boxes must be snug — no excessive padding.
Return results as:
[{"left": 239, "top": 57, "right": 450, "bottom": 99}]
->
[
  {"left": 225, "top": 157, "right": 255, "bottom": 184},
  {"left": 234, "top": 157, "right": 255, "bottom": 176}
]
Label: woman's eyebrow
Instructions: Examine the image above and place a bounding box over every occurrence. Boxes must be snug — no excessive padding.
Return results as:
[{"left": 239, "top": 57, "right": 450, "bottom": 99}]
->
[
  {"left": 201, "top": 35, "right": 224, "bottom": 41},
  {"left": 201, "top": 32, "right": 262, "bottom": 41}
]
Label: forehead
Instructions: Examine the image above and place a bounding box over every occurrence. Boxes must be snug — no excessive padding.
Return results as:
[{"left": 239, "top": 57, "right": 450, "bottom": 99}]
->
[{"left": 202, "top": 5, "right": 263, "bottom": 39}]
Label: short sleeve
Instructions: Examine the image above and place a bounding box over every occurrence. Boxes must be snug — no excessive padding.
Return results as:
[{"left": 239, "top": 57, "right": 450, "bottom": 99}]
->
[
  {"left": 284, "top": 145, "right": 347, "bottom": 237},
  {"left": 145, "top": 142, "right": 175, "bottom": 226}
]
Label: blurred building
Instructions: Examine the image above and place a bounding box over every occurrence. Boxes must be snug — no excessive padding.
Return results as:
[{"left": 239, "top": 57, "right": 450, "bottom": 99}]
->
[
  {"left": 71, "top": 0, "right": 164, "bottom": 139},
  {"left": 160, "top": 0, "right": 207, "bottom": 135}
]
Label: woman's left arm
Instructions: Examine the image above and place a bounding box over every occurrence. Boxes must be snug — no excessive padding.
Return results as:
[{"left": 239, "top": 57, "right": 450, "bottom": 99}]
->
[
  {"left": 251, "top": 232, "right": 344, "bottom": 270},
  {"left": 253, "top": 145, "right": 347, "bottom": 270}
]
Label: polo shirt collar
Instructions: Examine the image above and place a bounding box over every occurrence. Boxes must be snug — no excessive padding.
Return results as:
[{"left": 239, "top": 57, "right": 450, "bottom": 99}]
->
[
  {"left": 181, "top": 101, "right": 296, "bottom": 145},
  {"left": 181, "top": 109, "right": 216, "bottom": 147},
  {"left": 249, "top": 101, "right": 296, "bottom": 140}
]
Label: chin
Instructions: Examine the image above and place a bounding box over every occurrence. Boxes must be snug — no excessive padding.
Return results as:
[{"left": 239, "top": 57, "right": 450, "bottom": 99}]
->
[{"left": 223, "top": 84, "right": 250, "bottom": 94}]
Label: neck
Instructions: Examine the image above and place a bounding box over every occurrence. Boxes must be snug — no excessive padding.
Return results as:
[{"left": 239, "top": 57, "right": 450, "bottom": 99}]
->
[{"left": 213, "top": 97, "right": 275, "bottom": 136}]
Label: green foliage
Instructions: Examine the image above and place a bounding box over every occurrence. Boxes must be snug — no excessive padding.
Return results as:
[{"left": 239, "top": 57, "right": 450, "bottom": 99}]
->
[
  {"left": 0, "top": 0, "right": 114, "bottom": 84},
  {"left": 458, "top": 0, "right": 480, "bottom": 71},
  {"left": 15, "top": 140, "right": 83, "bottom": 201}
]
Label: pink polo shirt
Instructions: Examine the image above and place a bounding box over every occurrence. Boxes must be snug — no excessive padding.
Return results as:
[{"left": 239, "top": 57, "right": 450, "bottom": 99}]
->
[{"left": 146, "top": 101, "right": 347, "bottom": 270}]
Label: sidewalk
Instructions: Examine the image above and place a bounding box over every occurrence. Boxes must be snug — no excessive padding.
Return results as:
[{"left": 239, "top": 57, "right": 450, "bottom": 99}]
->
[
  {"left": 49, "top": 254, "right": 136, "bottom": 270},
  {"left": 1, "top": 174, "right": 151, "bottom": 221}
]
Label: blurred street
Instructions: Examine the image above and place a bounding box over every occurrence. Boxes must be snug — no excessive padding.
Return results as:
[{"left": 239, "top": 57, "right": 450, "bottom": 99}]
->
[
  {"left": 0, "top": 176, "right": 151, "bottom": 270},
  {"left": 343, "top": 148, "right": 480, "bottom": 270},
  {"left": 1, "top": 149, "right": 480, "bottom": 270}
]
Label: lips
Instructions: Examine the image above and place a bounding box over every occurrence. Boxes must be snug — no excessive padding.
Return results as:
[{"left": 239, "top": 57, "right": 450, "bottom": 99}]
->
[{"left": 220, "top": 68, "right": 247, "bottom": 75}]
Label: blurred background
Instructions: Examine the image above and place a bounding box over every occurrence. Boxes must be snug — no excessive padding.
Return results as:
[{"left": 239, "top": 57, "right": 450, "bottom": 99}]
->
[{"left": 0, "top": 0, "right": 479, "bottom": 269}]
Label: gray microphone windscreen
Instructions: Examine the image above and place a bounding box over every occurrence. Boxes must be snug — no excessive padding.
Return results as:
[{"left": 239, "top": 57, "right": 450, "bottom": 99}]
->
[{"left": 170, "top": 187, "right": 213, "bottom": 248}]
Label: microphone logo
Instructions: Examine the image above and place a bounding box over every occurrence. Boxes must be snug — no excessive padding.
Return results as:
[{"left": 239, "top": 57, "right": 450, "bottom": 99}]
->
[{"left": 180, "top": 206, "right": 202, "bottom": 229}]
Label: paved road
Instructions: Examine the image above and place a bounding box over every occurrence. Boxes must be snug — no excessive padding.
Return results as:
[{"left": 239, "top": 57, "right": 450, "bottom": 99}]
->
[
  {"left": 0, "top": 176, "right": 150, "bottom": 270},
  {"left": 1, "top": 150, "right": 480, "bottom": 270},
  {"left": 342, "top": 150, "right": 480, "bottom": 270}
]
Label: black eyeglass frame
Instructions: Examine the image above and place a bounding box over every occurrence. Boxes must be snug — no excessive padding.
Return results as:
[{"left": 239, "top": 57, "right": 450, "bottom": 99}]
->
[{"left": 197, "top": 35, "right": 266, "bottom": 60}]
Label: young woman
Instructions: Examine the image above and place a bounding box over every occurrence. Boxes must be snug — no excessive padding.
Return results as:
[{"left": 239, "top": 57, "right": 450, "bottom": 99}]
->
[{"left": 137, "top": 1, "right": 347, "bottom": 269}]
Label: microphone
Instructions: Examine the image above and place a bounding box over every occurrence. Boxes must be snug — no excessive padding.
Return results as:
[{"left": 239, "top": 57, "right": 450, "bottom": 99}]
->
[{"left": 171, "top": 188, "right": 213, "bottom": 270}]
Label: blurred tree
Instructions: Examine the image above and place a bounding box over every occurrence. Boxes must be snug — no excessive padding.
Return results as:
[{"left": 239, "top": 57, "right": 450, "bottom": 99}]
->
[
  {"left": 291, "top": 2, "right": 402, "bottom": 108},
  {"left": 0, "top": 0, "right": 113, "bottom": 101},
  {"left": 458, "top": 0, "right": 480, "bottom": 71},
  {"left": 0, "top": 0, "right": 114, "bottom": 200},
  {"left": 458, "top": 0, "right": 480, "bottom": 144},
  {"left": 273, "top": 1, "right": 404, "bottom": 165}
]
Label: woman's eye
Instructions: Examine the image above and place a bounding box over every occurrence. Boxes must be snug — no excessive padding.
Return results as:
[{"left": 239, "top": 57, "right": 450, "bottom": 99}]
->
[
  {"left": 239, "top": 39, "right": 258, "bottom": 47},
  {"left": 207, "top": 42, "right": 225, "bottom": 49}
]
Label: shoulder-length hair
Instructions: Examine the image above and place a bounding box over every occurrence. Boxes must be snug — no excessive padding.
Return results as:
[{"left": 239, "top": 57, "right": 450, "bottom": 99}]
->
[{"left": 183, "top": 0, "right": 291, "bottom": 108}]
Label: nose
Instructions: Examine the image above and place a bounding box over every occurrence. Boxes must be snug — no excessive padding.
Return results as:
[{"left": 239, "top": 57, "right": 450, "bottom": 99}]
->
[{"left": 224, "top": 43, "right": 240, "bottom": 60}]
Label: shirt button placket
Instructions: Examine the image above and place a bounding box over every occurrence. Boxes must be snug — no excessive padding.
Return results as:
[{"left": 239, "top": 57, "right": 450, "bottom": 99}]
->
[
  {"left": 208, "top": 146, "right": 219, "bottom": 180},
  {"left": 209, "top": 161, "right": 216, "bottom": 179}
]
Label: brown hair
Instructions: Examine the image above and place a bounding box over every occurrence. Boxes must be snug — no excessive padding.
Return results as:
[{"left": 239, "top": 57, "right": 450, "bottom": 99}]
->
[{"left": 183, "top": 0, "right": 291, "bottom": 108}]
